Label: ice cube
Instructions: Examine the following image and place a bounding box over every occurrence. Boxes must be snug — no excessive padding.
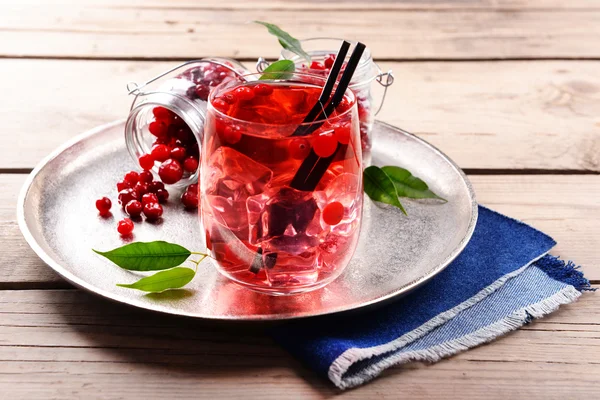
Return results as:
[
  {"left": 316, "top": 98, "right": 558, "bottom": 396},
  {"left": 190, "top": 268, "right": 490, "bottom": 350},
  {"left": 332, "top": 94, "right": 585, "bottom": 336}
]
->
[
  {"left": 204, "top": 146, "right": 273, "bottom": 237},
  {"left": 247, "top": 186, "right": 322, "bottom": 248},
  {"left": 206, "top": 146, "right": 272, "bottom": 196},
  {"left": 247, "top": 185, "right": 325, "bottom": 286}
]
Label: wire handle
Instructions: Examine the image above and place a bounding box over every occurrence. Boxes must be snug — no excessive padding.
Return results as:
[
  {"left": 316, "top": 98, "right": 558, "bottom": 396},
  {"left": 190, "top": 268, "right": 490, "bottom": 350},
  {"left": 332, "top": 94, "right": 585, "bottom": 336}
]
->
[
  {"left": 373, "top": 63, "right": 395, "bottom": 116},
  {"left": 256, "top": 57, "right": 270, "bottom": 73}
]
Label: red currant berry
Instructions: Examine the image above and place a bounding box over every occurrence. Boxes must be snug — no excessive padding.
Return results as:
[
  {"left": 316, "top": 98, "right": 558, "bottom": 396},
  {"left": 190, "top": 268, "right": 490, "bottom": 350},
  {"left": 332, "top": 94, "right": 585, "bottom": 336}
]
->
[
  {"left": 143, "top": 202, "right": 163, "bottom": 221},
  {"left": 234, "top": 86, "right": 255, "bottom": 101},
  {"left": 334, "top": 125, "right": 351, "bottom": 145},
  {"left": 148, "top": 181, "right": 165, "bottom": 194},
  {"left": 167, "top": 136, "right": 178, "bottom": 148},
  {"left": 116, "top": 180, "right": 131, "bottom": 192},
  {"left": 183, "top": 156, "right": 199, "bottom": 173},
  {"left": 133, "top": 182, "right": 149, "bottom": 197},
  {"left": 254, "top": 83, "right": 273, "bottom": 96},
  {"left": 139, "top": 170, "right": 153, "bottom": 183},
  {"left": 118, "top": 188, "right": 139, "bottom": 207},
  {"left": 175, "top": 128, "right": 193, "bottom": 144},
  {"left": 138, "top": 154, "right": 155, "bottom": 170},
  {"left": 95, "top": 197, "right": 112, "bottom": 216},
  {"left": 150, "top": 144, "right": 170, "bottom": 162},
  {"left": 322, "top": 201, "right": 344, "bottom": 226},
  {"left": 310, "top": 61, "right": 326, "bottom": 70},
  {"left": 148, "top": 121, "right": 168, "bottom": 138},
  {"left": 124, "top": 200, "right": 142, "bottom": 218},
  {"left": 181, "top": 190, "right": 199, "bottom": 209},
  {"left": 212, "top": 98, "right": 229, "bottom": 113},
  {"left": 142, "top": 193, "right": 159, "bottom": 205},
  {"left": 152, "top": 106, "right": 173, "bottom": 121},
  {"left": 187, "top": 183, "right": 199, "bottom": 194},
  {"left": 188, "top": 143, "right": 200, "bottom": 159},
  {"left": 156, "top": 188, "right": 169, "bottom": 203},
  {"left": 170, "top": 146, "right": 186, "bottom": 161},
  {"left": 117, "top": 218, "right": 134, "bottom": 236},
  {"left": 123, "top": 171, "right": 140, "bottom": 185},
  {"left": 223, "top": 125, "right": 242, "bottom": 144},
  {"left": 324, "top": 54, "right": 336, "bottom": 68},
  {"left": 173, "top": 114, "right": 187, "bottom": 127},
  {"left": 336, "top": 97, "right": 352, "bottom": 113},
  {"left": 223, "top": 92, "right": 237, "bottom": 104},
  {"left": 158, "top": 159, "right": 183, "bottom": 184},
  {"left": 153, "top": 137, "right": 168, "bottom": 145},
  {"left": 195, "top": 84, "right": 210, "bottom": 100},
  {"left": 289, "top": 138, "right": 311, "bottom": 159},
  {"left": 313, "top": 135, "right": 338, "bottom": 158}
]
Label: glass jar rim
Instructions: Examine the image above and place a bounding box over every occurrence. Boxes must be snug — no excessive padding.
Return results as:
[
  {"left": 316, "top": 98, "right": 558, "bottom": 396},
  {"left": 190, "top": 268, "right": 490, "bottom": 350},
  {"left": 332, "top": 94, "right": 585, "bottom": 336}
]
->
[
  {"left": 280, "top": 37, "right": 379, "bottom": 85},
  {"left": 207, "top": 71, "right": 357, "bottom": 129}
]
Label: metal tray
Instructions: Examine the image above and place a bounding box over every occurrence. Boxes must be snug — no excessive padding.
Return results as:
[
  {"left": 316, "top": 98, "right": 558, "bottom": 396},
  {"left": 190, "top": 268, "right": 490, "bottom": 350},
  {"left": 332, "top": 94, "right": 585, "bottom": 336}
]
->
[{"left": 18, "top": 120, "right": 477, "bottom": 320}]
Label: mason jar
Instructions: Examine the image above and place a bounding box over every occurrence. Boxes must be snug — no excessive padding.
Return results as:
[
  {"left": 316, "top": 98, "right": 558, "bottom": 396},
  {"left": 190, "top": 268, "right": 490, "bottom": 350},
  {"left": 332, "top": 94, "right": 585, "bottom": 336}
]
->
[
  {"left": 124, "top": 58, "right": 251, "bottom": 188},
  {"left": 257, "top": 38, "right": 394, "bottom": 158}
]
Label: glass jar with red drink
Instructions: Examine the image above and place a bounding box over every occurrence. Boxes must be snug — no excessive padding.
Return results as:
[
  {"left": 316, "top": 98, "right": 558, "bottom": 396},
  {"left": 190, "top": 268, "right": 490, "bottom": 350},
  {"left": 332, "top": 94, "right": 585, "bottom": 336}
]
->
[
  {"left": 201, "top": 72, "right": 364, "bottom": 295},
  {"left": 124, "top": 58, "right": 251, "bottom": 188},
  {"left": 258, "top": 39, "right": 394, "bottom": 159}
]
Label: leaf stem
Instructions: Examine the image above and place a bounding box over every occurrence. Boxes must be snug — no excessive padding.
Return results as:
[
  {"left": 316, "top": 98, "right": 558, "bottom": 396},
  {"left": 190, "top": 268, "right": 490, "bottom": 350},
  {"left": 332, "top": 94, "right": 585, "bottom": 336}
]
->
[{"left": 189, "top": 254, "right": 208, "bottom": 268}]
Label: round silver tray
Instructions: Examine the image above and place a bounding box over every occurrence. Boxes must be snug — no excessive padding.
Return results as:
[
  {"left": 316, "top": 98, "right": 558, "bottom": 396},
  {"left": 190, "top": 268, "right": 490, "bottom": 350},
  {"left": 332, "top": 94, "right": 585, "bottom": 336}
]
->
[{"left": 18, "top": 120, "right": 477, "bottom": 320}]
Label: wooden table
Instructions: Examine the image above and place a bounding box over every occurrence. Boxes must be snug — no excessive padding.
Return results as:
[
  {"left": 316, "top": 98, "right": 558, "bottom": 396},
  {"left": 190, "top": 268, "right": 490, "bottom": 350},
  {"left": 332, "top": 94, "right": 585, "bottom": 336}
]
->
[{"left": 1, "top": 1, "right": 598, "bottom": 398}]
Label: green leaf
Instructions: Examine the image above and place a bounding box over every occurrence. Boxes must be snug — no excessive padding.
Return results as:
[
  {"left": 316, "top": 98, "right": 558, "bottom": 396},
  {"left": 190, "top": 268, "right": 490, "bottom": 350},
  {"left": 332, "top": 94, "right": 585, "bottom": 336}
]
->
[
  {"left": 254, "top": 21, "right": 311, "bottom": 64},
  {"left": 259, "top": 59, "right": 295, "bottom": 80},
  {"left": 381, "top": 166, "right": 447, "bottom": 202},
  {"left": 117, "top": 267, "right": 196, "bottom": 293},
  {"left": 363, "top": 166, "right": 407, "bottom": 215},
  {"left": 93, "top": 241, "right": 191, "bottom": 271}
]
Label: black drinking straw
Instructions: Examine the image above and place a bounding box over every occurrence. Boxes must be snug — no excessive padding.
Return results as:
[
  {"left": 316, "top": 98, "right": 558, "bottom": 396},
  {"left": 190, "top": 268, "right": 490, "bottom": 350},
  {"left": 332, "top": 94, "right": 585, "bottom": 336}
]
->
[
  {"left": 290, "top": 42, "right": 366, "bottom": 191},
  {"left": 291, "top": 41, "right": 351, "bottom": 137}
]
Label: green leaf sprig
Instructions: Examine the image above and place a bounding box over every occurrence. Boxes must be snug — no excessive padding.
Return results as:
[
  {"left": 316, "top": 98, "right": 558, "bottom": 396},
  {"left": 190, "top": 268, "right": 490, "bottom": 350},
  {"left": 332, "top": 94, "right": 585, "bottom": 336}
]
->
[
  {"left": 94, "top": 241, "right": 207, "bottom": 293},
  {"left": 363, "top": 165, "right": 446, "bottom": 214},
  {"left": 259, "top": 59, "right": 295, "bottom": 80},
  {"left": 254, "top": 21, "right": 311, "bottom": 64}
]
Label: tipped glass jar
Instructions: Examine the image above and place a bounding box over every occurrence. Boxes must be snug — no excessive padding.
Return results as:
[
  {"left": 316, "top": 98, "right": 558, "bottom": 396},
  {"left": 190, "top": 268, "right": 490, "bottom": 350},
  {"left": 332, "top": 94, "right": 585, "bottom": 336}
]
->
[
  {"left": 258, "top": 38, "right": 394, "bottom": 160},
  {"left": 124, "top": 58, "right": 251, "bottom": 188}
]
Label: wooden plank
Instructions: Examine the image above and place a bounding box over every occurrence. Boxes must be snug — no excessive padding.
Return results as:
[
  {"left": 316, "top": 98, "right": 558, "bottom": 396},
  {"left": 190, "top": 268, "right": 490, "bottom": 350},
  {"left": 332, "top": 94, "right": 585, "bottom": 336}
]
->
[
  {"left": 0, "top": 175, "right": 65, "bottom": 287},
  {"left": 7, "top": 0, "right": 600, "bottom": 10},
  {"left": 0, "top": 288, "right": 597, "bottom": 399},
  {"left": 1, "top": 7, "right": 600, "bottom": 59},
  {"left": 2, "top": 173, "right": 599, "bottom": 287},
  {"left": 472, "top": 175, "right": 600, "bottom": 274},
  {"left": 1, "top": 59, "right": 599, "bottom": 171}
]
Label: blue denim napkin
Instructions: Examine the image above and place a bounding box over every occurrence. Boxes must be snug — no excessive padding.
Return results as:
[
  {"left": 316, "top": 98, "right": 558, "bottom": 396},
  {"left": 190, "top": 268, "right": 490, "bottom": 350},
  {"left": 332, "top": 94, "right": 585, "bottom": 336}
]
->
[{"left": 271, "top": 206, "right": 592, "bottom": 389}]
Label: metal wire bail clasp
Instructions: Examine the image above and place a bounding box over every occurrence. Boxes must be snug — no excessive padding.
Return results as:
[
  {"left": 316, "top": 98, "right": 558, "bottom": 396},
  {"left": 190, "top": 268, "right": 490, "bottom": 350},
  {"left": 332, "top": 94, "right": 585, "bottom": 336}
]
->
[
  {"left": 256, "top": 57, "right": 270, "bottom": 73},
  {"left": 374, "top": 67, "right": 395, "bottom": 116}
]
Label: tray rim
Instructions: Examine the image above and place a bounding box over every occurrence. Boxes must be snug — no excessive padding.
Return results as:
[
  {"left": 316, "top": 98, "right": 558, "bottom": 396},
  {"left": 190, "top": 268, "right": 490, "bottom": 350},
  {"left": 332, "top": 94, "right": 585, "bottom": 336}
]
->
[{"left": 17, "top": 119, "right": 478, "bottom": 321}]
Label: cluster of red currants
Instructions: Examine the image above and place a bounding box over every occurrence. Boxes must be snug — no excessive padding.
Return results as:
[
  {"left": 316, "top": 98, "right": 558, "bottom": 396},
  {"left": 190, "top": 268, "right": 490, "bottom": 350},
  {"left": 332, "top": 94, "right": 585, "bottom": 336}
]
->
[
  {"left": 96, "top": 169, "right": 168, "bottom": 236},
  {"left": 95, "top": 62, "right": 242, "bottom": 236},
  {"left": 139, "top": 106, "right": 200, "bottom": 185}
]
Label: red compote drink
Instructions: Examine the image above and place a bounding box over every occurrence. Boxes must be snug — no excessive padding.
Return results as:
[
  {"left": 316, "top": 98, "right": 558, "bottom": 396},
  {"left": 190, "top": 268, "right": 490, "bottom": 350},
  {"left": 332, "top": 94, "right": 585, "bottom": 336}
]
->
[{"left": 201, "top": 73, "right": 363, "bottom": 295}]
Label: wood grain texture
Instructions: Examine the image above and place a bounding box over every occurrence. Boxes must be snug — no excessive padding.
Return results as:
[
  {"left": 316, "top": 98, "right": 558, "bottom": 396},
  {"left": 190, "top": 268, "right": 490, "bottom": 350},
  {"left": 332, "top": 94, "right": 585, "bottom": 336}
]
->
[
  {"left": 1, "top": 6, "right": 600, "bottom": 59},
  {"left": 0, "top": 288, "right": 596, "bottom": 399},
  {"left": 2, "top": 59, "right": 599, "bottom": 171},
  {"left": 9, "top": 0, "right": 600, "bottom": 11},
  {"left": 3, "top": 173, "right": 599, "bottom": 288}
]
